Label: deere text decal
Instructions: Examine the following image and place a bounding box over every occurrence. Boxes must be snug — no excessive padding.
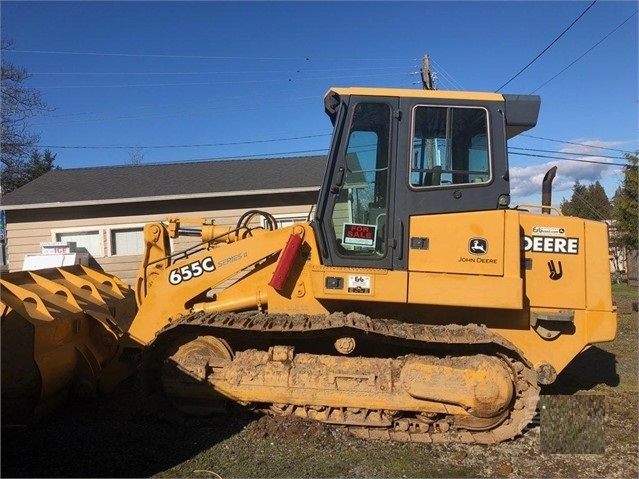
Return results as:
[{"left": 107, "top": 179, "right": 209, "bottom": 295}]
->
[{"left": 523, "top": 236, "right": 579, "bottom": 254}]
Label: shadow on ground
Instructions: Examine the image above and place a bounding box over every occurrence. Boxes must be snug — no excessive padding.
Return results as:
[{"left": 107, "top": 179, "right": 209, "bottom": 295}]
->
[
  {"left": 1, "top": 377, "right": 252, "bottom": 478},
  {"left": 541, "top": 345, "right": 619, "bottom": 395}
]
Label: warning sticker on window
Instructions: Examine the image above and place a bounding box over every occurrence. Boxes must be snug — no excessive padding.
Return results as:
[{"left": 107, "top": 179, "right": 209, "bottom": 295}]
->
[{"left": 342, "top": 223, "right": 376, "bottom": 247}]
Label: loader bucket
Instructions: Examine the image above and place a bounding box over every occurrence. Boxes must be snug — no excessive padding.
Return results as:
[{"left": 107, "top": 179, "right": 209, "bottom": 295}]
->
[{"left": 1, "top": 265, "right": 137, "bottom": 423}]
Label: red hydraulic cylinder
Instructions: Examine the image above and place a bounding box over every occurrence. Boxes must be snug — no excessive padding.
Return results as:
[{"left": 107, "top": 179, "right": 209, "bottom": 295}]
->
[{"left": 268, "top": 234, "right": 303, "bottom": 291}]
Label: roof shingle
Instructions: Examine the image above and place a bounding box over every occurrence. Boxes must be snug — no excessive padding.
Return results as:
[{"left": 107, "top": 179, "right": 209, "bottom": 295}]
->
[{"left": 1, "top": 156, "right": 326, "bottom": 207}]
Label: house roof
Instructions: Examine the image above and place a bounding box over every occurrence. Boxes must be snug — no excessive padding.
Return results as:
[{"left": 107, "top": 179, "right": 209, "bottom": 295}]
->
[{"left": 1, "top": 156, "right": 326, "bottom": 210}]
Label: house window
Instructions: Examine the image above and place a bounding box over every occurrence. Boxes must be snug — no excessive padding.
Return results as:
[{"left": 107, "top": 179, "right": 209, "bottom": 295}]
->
[
  {"left": 53, "top": 224, "right": 145, "bottom": 258},
  {"left": 110, "top": 228, "right": 144, "bottom": 256},
  {"left": 55, "top": 230, "right": 103, "bottom": 257}
]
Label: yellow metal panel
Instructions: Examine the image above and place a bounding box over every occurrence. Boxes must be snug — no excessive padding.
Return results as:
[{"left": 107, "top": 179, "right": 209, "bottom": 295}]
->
[
  {"left": 408, "top": 272, "right": 522, "bottom": 309},
  {"left": 584, "top": 220, "right": 615, "bottom": 311},
  {"left": 209, "top": 349, "right": 512, "bottom": 418},
  {"left": 519, "top": 212, "right": 586, "bottom": 309},
  {"left": 585, "top": 309, "right": 617, "bottom": 344},
  {"left": 503, "top": 210, "right": 524, "bottom": 279},
  {"left": 408, "top": 211, "right": 507, "bottom": 276},
  {"left": 327, "top": 87, "right": 503, "bottom": 102},
  {"left": 407, "top": 210, "right": 523, "bottom": 309},
  {"left": 310, "top": 266, "right": 408, "bottom": 304},
  {"left": 494, "top": 308, "right": 615, "bottom": 377}
]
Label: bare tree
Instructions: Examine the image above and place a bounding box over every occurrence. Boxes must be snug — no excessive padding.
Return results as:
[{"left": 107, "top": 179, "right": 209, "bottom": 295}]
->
[{"left": 1, "top": 38, "right": 51, "bottom": 194}]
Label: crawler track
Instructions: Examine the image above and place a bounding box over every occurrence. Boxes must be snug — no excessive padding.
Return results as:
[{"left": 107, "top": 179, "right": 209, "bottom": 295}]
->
[{"left": 142, "top": 311, "right": 540, "bottom": 444}]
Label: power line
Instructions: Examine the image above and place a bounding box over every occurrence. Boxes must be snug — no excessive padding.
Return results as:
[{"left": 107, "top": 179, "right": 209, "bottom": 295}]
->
[
  {"left": 31, "top": 66, "right": 410, "bottom": 76},
  {"left": 520, "top": 134, "right": 634, "bottom": 154},
  {"left": 4, "top": 49, "right": 414, "bottom": 62},
  {"left": 35, "top": 125, "right": 634, "bottom": 157},
  {"left": 430, "top": 58, "right": 465, "bottom": 90},
  {"left": 5, "top": 49, "right": 306, "bottom": 60},
  {"left": 530, "top": 9, "right": 638, "bottom": 93},
  {"left": 573, "top": 191, "right": 608, "bottom": 221},
  {"left": 38, "top": 133, "right": 331, "bottom": 150},
  {"left": 509, "top": 151, "right": 628, "bottom": 167},
  {"left": 32, "top": 96, "right": 320, "bottom": 126},
  {"left": 146, "top": 148, "right": 331, "bottom": 163},
  {"left": 33, "top": 71, "right": 411, "bottom": 89},
  {"left": 495, "top": 0, "right": 598, "bottom": 92},
  {"left": 509, "top": 146, "right": 626, "bottom": 160},
  {"left": 36, "top": 90, "right": 320, "bottom": 121},
  {"left": 35, "top": 135, "right": 630, "bottom": 168}
]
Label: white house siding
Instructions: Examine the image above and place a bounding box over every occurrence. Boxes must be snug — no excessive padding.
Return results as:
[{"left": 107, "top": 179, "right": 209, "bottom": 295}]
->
[{"left": 4, "top": 195, "right": 316, "bottom": 286}]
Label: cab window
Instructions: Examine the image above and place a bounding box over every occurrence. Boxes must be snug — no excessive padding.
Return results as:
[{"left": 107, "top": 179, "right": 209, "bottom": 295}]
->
[{"left": 410, "top": 106, "right": 489, "bottom": 187}]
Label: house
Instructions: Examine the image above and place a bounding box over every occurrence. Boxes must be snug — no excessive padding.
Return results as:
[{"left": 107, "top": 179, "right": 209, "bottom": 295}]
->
[{"left": 0, "top": 156, "right": 326, "bottom": 284}]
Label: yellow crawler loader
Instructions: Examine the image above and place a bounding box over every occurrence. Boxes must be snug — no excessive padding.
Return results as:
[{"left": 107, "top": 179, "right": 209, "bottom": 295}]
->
[{"left": 1, "top": 87, "right": 617, "bottom": 444}]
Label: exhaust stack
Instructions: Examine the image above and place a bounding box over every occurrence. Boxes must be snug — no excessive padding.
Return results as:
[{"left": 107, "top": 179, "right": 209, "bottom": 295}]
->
[{"left": 542, "top": 166, "right": 557, "bottom": 214}]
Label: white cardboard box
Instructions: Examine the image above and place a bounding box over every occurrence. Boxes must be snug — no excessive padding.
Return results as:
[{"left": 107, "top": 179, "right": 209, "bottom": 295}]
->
[{"left": 22, "top": 253, "right": 89, "bottom": 271}]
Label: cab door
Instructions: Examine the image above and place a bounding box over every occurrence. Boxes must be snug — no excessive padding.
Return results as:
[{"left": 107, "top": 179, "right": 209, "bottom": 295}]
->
[{"left": 315, "top": 96, "right": 400, "bottom": 270}]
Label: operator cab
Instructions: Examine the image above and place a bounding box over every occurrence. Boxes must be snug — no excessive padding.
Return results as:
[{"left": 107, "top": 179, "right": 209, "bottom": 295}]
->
[{"left": 314, "top": 87, "right": 540, "bottom": 270}]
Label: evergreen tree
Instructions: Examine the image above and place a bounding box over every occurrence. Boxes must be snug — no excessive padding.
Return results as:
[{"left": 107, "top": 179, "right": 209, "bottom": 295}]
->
[
  {"left": 1, "top": 149, "right": 59, "bottom": 194},
  {"left": 612, "top": 152, "right": 638, "bottom": 250},
  {"left": 560, "top": 180, "right": 612, "bottom": 220},
  {"left": 560, "top": 181, "right": 588, "bottom": 217},
  {"left": 587, "top": 181, "right": 613, "bottom": 219},
  {"left": 28, "top": 149, "right": 58, "bottom": 179}
]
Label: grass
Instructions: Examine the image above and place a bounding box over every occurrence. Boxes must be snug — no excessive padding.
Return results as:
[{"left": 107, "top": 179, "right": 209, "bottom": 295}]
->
[
  {"left": 540, "top": 395, "right": 605, "bottom": 454},
  {"left": 611, "top": 282, "right": 638, "bottom": 297}
]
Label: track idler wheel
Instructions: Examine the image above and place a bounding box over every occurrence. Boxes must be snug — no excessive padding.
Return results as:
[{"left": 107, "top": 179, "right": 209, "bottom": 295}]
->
[{"left": 160, "top": 335, "right": 233, "bottom": 416}]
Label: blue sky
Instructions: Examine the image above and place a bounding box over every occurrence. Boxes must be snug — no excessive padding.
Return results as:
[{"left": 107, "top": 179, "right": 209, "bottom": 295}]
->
[{"left": 2, "top": 0, "right": 637, "bottom": 206}]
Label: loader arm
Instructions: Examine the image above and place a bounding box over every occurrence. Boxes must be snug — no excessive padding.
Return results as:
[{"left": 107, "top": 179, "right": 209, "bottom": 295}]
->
[
  {"left": 135, "top": 218, "right": 247, "bottom": 307},
  {"left": 127, "top": 223, "right": 306, "bottom": 345}
]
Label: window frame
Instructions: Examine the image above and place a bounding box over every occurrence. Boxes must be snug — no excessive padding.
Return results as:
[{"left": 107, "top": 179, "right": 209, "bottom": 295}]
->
[
  {"left": 408, "top": 103, "right": 492, "bottom": 190},
  {"left": 52, "top": 227, "right": 105, "bottom": 258},
  {"left": 106, "top": 224, "right": 146, "bottom": 257},
  {"left": 51, "top": 223, "right": 147, "bottom": 258},
  {"left": 329, "top": 101, "right": 392, "bottom": 260}
]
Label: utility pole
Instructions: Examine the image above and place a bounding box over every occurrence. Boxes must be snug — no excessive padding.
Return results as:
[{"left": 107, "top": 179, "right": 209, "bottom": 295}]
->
[{"left": 421, "top": 54, "right": 434, "bottom": 90}]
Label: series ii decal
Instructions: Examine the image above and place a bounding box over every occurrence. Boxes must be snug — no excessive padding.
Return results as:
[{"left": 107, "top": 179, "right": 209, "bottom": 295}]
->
[{"left": 169, "top": 257, "right": 216, "bottom": 285}]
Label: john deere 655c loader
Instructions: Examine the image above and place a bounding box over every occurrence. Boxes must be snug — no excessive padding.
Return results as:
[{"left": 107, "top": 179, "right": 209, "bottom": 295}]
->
[{"left": 1, "top": 87, "right": 616, "bottom": 444}]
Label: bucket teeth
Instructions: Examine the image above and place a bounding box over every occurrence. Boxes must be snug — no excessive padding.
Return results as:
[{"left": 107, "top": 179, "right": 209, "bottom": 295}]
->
[{"left": 1, "top": 265, "right": 137, "bottom": 422}]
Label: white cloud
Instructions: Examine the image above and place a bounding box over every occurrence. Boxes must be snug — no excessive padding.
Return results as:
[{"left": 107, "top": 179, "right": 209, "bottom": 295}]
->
[{"left": 509, "top": 139, "right": 624, "bottom": 205}]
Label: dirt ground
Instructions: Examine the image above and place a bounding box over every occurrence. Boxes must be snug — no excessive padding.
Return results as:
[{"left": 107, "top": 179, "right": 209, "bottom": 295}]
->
[{"left": 2, "top": 290, "right": 637, "bottom": 478}]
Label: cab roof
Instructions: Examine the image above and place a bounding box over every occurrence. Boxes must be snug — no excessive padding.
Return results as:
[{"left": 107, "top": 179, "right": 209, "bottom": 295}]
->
[
  {"left": 326, "top": 86, "right": 505, "bottom": 102},
  {"left": 324, "top": 87, "right": 541, "bottom": 138}
]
